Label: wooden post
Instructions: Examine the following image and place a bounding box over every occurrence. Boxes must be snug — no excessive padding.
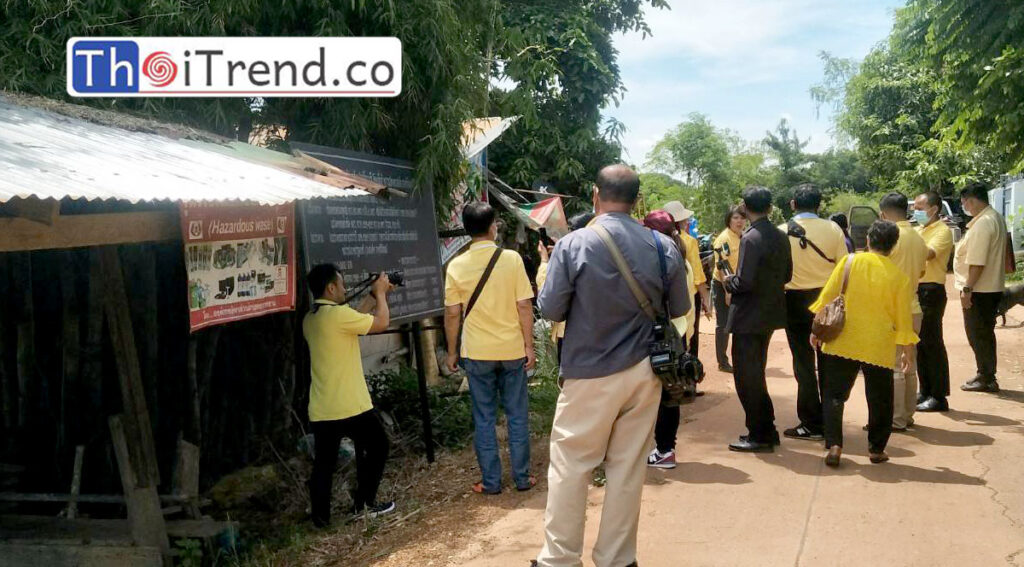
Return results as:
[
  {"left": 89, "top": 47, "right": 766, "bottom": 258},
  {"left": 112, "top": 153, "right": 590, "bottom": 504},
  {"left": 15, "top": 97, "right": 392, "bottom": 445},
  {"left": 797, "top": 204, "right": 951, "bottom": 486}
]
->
[
  {"left": 60, "top": 251, "right": 81, "bottom": 451},
  {"left": 109, "top": 415, "right": 170, "bottom": 564},
  {"left": 411, "top": 322, "right": 435, "bottom": 463},
  {"left": 419, "top": 317, "right": 441, "bottom": 386},
  {"left": 65, "top": 445, "right": 84, "bottom": 519},
  {"left": 12, "top": 252, "right": 34, "bottom": 431},
  {"left": 123, "top": 245, "right": 160, "bottom": 431},
  {"left": 0, "top": 254, "right": 13, "bottom": 444},
  {"left": 99, "top": 247, "right": 160, "bottom": 488}
]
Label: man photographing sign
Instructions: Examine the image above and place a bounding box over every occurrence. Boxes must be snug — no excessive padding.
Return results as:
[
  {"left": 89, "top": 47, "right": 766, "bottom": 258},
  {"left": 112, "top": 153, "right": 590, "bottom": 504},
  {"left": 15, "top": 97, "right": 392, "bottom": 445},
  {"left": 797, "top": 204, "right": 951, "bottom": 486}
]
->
[{"left": 302, "top": 263, "right": 396, "bottom": 528}]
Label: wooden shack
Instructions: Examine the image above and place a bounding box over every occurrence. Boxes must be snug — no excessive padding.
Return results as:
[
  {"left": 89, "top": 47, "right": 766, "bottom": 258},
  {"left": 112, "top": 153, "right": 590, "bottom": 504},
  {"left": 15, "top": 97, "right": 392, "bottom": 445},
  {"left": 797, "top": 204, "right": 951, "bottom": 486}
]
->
[{"left": 0, "top": 95, "right": 392, "bottom": 566}]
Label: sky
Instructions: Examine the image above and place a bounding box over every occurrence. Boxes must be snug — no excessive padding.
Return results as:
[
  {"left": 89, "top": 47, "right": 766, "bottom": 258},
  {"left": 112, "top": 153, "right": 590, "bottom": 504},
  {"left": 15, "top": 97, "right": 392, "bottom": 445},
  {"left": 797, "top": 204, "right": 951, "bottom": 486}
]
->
[{"left": 608, "top": 0, "right": 906, "bottom": 167}]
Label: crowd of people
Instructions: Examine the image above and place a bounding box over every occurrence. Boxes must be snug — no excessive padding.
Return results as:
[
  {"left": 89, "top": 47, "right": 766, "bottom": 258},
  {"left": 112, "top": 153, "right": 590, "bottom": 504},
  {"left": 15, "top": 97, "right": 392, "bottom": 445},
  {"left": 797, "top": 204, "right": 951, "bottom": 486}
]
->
[{"left": 296, "top": 162, "right": 1011, "bottom": 567}]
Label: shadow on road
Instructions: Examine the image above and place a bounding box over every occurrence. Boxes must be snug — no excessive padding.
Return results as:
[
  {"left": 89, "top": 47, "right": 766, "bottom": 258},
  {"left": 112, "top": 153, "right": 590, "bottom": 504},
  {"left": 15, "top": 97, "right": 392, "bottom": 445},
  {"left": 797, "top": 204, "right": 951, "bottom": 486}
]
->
[
  {"left": 752, "top": 445, "right": 986, "bottom": 486},
  {"left": 904, "top": 424, "right": 996, "bottom": 447},
  {"left": 993, "top": 390, "right": 1024, "bottom": 405},
  {"left": 943, "top": 409, "right": 1020, "bottom": 427},
  {"left": 668, "top": 462, "right": 753, "bottom": 485}
]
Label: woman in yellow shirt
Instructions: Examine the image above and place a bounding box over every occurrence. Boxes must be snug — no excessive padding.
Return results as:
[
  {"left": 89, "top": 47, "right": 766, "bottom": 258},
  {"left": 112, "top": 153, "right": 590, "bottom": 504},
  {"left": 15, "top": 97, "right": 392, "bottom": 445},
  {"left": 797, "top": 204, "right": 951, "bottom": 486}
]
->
[
  {"left": 711, "top": 206, "right": 745, "bottom": 372},
  {"left": 810, "top": 220, "right": 918, "bottom": 468}
]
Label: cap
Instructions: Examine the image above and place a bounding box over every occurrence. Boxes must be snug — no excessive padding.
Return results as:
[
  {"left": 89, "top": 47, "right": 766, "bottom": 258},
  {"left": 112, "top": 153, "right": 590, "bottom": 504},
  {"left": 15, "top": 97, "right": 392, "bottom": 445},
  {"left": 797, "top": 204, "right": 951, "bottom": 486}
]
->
[
  {"left": 662, "top": 200, "right": 694, "bottom": 222},
  {"left": 643, "top": 210, "right": 677, "bottom": 237}
]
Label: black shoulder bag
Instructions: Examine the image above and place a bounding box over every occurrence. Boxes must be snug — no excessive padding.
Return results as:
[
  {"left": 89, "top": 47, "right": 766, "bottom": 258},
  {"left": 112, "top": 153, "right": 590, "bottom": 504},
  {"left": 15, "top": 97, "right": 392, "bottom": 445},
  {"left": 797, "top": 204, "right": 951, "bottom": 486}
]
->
[{"left": 787, "top": 220, "right": 835, "bottom": 264}]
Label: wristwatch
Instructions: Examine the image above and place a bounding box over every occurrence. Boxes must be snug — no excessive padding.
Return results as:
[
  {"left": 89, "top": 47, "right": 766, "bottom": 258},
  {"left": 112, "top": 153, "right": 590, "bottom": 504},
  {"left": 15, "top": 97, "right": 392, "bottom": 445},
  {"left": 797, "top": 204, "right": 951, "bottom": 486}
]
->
[{"left": 962, "top": 286, "right": 973, "bottom": 294}]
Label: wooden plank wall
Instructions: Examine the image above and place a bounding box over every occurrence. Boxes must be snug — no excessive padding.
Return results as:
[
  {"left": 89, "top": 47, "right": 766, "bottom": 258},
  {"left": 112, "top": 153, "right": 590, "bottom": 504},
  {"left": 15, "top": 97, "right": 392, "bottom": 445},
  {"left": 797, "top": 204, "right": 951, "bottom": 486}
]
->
[{"left": 0, "top": 243, "right": 308, "bottom": 502}]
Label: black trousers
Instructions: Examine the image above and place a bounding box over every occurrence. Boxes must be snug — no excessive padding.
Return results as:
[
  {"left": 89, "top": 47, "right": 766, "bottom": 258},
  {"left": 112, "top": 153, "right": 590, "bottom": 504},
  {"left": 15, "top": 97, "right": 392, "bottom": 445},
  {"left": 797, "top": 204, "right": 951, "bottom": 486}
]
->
[
  {"left": 784, "top": 289, "right": 824, "bottom": 433},
  {"left": 688, "top": 292, "right": 702, "bottom": 356},
  {"left": 654, "top": 392, "right": 680, "bottom": 454},
  {"left": 732, "top": 332, "right": 776, "bottom": 443},
  {"left": 917, "top": 283, "right": 950, "bottom": 398},
  {"left": 309, "top": 409, "right": 390, "bottom": 525},
  {"left": 964, "top": 291, "right": 1001, "bottom": 382},
  {"left": 711, "top": 281, "right": 731, "bottom": 365},
  {"left": 820, "top": 353, "right": 893, "bottom": 453}
]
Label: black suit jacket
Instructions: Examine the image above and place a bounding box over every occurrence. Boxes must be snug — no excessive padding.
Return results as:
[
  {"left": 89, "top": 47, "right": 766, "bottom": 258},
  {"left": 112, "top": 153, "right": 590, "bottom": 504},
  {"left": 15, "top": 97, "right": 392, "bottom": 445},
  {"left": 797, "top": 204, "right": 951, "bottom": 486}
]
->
[{"left": 724, "top": 217, "right": 793, "bottom": 334}]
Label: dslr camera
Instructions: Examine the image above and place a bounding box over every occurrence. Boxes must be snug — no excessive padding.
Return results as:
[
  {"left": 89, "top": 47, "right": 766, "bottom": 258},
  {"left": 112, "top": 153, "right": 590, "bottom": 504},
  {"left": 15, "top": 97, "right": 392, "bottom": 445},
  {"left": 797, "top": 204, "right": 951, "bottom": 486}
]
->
[
  {"left": 385, "top": 270, "right": 405, "bottom": 287},
  {"left": 649, "top": 319, "right": 704, "bottom": 406}
]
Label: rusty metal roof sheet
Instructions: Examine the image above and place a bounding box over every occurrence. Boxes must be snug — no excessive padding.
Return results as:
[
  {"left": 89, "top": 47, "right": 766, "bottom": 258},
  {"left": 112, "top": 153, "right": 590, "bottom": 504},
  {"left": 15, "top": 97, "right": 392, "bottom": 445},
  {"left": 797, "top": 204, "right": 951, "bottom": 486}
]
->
[{"left": 0, "top": 96, "right": 372, "bottom": 205}]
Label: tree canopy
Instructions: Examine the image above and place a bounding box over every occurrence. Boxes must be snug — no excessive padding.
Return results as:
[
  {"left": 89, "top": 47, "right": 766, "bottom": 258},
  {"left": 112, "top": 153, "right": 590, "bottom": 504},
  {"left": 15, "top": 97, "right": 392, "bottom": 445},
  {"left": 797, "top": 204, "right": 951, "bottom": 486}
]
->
[
  {"left": 0, "top": 0, "right": 666, "bottom": 212},
  {"left": 894, "top": 0, "right": 1024, "bottom": 173}
]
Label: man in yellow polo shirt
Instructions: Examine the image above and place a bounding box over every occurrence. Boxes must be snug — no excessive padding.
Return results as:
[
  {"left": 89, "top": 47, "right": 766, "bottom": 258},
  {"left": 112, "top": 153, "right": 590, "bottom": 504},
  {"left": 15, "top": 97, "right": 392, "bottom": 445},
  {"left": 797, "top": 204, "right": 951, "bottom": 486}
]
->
[
  {"left": 913, "top": 191, "right": 954, "bottom": 411},
  {"left": 879, "top": 192, "right": 928, "bottom": 430},
  {"left": 955, "top": 182, "right": 1008, "bottom": 393},
  {"left": 663, "top": 201, "right": 712, "bottom": 362},
  {"left": 303, "top": 263, "right": 396, "bottom": 527},
  {"left": 444, "top": 201, "right": 535, "bottom": 495},
  {"left": 778, "top": 184, "right": 849, "bottom": 441}
]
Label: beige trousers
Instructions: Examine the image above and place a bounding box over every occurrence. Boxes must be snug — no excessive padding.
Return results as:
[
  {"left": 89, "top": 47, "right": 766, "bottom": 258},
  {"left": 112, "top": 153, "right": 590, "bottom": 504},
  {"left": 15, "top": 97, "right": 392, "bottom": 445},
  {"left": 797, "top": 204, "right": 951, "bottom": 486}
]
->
[
  {"left": 536, "top": 358, "right": 661, "bottom": 567},
  {"left": 893, "top": 314, "right": 924, "bottom": 429}
]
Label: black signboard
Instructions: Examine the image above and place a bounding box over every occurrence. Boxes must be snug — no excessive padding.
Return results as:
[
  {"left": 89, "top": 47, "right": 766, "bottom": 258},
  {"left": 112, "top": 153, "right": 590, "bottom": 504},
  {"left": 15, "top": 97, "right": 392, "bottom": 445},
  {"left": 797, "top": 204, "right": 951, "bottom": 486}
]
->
[{"left": 293, "top": 143, "right": 444, "bottom": 324}]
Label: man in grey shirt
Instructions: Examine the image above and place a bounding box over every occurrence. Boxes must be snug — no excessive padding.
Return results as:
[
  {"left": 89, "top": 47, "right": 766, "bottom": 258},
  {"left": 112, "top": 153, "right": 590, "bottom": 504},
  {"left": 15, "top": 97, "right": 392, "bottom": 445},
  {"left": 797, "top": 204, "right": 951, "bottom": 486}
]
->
[{"left": 532, "top": 164, "right": 689, "bottom": 567}]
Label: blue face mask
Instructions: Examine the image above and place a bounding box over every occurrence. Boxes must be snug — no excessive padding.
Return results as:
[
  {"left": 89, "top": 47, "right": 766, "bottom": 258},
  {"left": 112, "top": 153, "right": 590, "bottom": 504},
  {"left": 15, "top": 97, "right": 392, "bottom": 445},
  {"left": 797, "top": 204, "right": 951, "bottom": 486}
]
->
[{"left": 912, "top": 209, "right": 930, "bottom": 225}]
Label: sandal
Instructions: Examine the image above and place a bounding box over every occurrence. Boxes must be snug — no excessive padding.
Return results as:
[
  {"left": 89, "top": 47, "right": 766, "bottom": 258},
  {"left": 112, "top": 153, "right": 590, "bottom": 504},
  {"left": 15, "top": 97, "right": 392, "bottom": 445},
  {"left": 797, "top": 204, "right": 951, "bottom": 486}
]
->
[
  {"left": 472, "top": 482, "right": 501, "bottom": 495},
  {"left": 516, "top": 475, "right": 538, "bottom": 492}
]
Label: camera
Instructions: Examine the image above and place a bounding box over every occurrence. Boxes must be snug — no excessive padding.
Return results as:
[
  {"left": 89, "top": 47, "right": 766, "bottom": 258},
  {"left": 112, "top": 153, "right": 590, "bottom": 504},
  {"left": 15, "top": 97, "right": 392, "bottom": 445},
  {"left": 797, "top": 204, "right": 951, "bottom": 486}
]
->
[
  {"left": 649, "top": 320, "right": 704, "bottom": 405},
  {"left": 714, "top": 242, "right": 733, "bottom": 277},
  {"left": 385, "top": 270, "right": 405, "bottom": 287}
]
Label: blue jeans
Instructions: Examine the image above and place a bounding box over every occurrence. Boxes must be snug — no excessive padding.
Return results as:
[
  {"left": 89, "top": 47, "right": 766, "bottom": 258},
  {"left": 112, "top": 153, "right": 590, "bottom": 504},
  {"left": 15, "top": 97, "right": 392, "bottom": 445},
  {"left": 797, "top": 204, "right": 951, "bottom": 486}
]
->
[{"left": 462, "top": 358, "right": 531, "bottom": 492}]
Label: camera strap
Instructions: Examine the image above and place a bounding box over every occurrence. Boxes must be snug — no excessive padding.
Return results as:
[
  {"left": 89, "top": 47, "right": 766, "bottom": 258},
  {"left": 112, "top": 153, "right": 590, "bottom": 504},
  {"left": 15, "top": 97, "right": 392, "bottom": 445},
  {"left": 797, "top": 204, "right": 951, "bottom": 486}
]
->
[
  {"left": 591, "top": 224, "right": 657, "bottom": 321},
  {"left": 787, "top": 220, "right": 835, "bottom": 263}
]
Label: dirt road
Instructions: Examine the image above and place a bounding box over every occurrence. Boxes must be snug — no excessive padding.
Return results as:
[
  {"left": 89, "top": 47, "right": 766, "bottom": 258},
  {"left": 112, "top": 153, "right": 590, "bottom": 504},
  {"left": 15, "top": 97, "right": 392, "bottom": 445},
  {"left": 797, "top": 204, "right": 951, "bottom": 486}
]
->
[{"left": 419, "top": 290, "right": 1024, "bottom": 567}]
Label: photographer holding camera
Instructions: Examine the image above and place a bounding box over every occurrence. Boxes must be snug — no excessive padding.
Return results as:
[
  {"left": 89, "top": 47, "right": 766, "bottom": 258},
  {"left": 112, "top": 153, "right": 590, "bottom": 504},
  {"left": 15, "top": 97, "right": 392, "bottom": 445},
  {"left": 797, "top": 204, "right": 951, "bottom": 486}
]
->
[
  {"left": 303, "top": 263, "right": 397, "bottom": 527},
  {"left": 533, "top": 164, "right": 689, "bottom": 567}
]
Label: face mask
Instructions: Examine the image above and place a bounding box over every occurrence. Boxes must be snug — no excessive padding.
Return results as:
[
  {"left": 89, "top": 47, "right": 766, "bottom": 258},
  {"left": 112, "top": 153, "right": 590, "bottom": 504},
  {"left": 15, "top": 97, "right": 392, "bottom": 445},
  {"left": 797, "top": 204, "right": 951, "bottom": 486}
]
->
[{"left": 912, "top": 209, "right": 930, "bottom": 225}]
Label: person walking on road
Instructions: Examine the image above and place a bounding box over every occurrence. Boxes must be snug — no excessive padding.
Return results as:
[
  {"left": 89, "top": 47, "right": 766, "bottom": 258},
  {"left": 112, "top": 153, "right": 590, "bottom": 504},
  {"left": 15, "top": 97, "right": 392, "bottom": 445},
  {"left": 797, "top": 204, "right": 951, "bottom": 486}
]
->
[
  {"left": 444, "top": 202, "right": 537, "bottom": 495},
  {"left": 779, "top": 184, "right": 849, "bottom": 442},
  {"left": 724, "top": 186, "right": 792, "bottom": 453},
  {"left": 711, "top": 206, "right": 745, "bottom": 372},
  {"left": 879, "top": 192, "right": 928, "bottom": 431},
  {"left": 811, "top": 220, "right": 918, "bottom": 468},
  {"left": 955, "top": 182, "right": 1009, "bottom": 393},
  {"left": 913, "top": 191, "right": 955, "bottom": 412},
  {"left": 533, "top": 164, "right": 690, "bottom": 567}
]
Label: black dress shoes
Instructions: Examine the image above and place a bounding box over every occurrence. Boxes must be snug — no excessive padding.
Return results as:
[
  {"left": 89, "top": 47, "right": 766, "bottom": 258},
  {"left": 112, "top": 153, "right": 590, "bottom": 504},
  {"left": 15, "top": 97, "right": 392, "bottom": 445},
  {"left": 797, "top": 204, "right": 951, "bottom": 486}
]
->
[
  {"left": 729, "top": 437, "right": 774, "bottom": 453},
  {"left": 961, "top": 379, "right": 999, "bottom": 392},
  {"left": 740, "top": 431, "right": 781, "bottom": 446},
  {"left": 916, "top": 396, "right": 949, "bottom": 412}
]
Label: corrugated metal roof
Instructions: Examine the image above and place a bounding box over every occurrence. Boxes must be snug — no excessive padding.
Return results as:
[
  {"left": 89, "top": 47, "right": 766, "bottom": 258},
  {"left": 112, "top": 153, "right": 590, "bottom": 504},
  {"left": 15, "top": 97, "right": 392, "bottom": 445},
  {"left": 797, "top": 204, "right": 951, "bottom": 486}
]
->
[{"left": 0, "top": 97, "right": 369, "bottom": 205}]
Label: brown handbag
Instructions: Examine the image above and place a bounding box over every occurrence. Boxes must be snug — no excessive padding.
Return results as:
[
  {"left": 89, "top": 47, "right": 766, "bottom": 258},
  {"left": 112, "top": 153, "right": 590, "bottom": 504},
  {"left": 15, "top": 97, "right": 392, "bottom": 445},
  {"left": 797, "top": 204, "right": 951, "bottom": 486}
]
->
[{"left": 811, "top": 254, "right": 855, "bottom": 342}]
